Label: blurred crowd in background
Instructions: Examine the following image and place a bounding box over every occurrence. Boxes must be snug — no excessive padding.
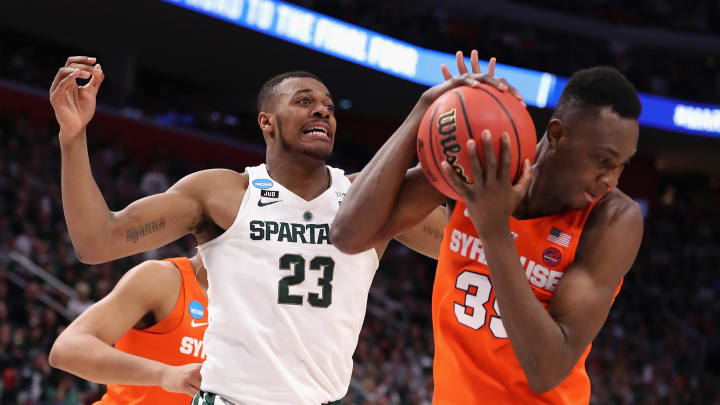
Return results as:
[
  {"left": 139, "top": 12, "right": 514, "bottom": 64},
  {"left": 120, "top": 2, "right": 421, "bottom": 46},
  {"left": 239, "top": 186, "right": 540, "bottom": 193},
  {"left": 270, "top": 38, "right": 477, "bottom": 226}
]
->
[{"left": 1, "top": 1, "right": 720, "bottom": 404}]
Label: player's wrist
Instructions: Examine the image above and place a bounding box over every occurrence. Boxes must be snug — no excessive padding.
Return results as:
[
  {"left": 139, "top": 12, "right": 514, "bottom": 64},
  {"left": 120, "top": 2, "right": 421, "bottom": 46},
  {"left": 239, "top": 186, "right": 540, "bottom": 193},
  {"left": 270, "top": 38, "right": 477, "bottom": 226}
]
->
[
  {"left": 153, "top": 362, "right": 174, "bottom": 388},
  {"left": 58, "top": 127, "right": 87, "bottom": 149}
]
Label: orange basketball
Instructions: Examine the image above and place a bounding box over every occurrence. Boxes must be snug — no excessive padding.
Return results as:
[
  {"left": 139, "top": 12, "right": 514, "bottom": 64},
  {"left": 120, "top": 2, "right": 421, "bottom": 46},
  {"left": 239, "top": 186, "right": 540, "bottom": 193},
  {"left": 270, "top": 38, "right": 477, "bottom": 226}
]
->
[{"left": 417, "top": 84, "right": 537, "bottom": 200}]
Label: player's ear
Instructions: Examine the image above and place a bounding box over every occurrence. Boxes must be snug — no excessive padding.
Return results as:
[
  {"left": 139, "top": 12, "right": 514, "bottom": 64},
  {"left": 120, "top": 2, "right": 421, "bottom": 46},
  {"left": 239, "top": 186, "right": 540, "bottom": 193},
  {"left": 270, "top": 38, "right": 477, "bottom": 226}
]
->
[
  {"left": 546, "top": 118, "right": 566, "bottom": 150},
  {"left": 258, "top": 112, "right": 274, "bottom": 137}
]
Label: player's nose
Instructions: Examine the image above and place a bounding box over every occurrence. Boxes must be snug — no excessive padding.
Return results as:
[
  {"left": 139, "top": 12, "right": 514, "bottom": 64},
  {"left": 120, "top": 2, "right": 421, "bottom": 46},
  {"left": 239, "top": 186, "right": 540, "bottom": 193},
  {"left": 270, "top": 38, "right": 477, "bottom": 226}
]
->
[
  {"left": 311, "top": 104, "right": 330, "bottom": 119},
  {"left": 598, "top": 170, "right": 619, "bottom": 190}
]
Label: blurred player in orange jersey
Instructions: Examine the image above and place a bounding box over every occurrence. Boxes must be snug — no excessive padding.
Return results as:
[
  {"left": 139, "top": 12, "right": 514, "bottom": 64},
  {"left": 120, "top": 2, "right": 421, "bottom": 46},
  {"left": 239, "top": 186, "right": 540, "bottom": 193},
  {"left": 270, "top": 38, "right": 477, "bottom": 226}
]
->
[
  {"left": 332, "top": 51, "right": 643, "bottom": 404},
  {"left": 49, "top": 255, "right": 208, "bottom": 404}
]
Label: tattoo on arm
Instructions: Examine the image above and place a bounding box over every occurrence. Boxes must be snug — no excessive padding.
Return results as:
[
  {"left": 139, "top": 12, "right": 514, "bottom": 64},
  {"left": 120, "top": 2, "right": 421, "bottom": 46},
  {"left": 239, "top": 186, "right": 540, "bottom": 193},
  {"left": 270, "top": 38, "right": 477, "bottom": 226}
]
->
[
  {"left": 126, "top": 218, "right": 166, "bottom": 243},
  {"left": 423, "top": 225, "right": 444, "bottom": 241}
]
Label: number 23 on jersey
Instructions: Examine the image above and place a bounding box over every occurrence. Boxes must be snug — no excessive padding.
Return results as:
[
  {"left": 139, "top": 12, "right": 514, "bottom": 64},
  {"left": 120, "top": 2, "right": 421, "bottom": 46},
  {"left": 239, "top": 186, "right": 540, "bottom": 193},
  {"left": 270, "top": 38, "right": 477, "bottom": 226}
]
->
[{"left": 277, "top": 253, "right": 335, "bottom": 308}]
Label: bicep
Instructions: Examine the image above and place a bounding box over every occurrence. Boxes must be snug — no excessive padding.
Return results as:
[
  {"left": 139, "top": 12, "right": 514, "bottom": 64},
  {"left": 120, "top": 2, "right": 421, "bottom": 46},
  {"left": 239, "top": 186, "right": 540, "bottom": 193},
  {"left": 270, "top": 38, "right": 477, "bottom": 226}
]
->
[
  {"left": 549, "top": 201, "right": 643, "bottom": 355},
  {"left": 110, "top": 190, "right": 200, "bottom": 245},
  {"left": 101, "top": 171, "right": 213, "bottom": 261}
]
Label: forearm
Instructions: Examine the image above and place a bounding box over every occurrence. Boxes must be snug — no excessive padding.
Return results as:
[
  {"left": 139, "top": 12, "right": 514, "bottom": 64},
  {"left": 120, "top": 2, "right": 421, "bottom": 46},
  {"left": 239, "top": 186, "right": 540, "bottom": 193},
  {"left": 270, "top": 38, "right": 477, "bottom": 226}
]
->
[
  {"left": 332, "top": 104, "right": 429, "bottom": 252},
  {"left": 481, "top": 229, "right": 574, "bottom": 392},
  {"left": 49, "top": 333, "right": 166, "bottom": 386},
  {"left": 60, "top": 130, "right": 115, "bottom": 259}
]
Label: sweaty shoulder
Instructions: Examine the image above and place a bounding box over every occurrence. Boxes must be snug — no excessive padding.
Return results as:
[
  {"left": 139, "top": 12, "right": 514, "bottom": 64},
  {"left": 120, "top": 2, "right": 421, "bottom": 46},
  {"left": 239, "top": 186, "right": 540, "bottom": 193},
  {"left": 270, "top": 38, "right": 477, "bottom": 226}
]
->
[{"left": 170, "top": 169, "right": 249, "bottom": 240}]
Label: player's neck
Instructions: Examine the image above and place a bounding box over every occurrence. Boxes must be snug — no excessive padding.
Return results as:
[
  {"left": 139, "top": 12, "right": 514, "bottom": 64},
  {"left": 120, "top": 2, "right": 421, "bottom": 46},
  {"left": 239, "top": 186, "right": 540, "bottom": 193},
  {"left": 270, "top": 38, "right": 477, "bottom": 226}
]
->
[
  {"left": 514, "top": 163, "right": 566, "bottom": 220},
  {"left": 265, "top": 154, "right": 330, "bottom": 201}
]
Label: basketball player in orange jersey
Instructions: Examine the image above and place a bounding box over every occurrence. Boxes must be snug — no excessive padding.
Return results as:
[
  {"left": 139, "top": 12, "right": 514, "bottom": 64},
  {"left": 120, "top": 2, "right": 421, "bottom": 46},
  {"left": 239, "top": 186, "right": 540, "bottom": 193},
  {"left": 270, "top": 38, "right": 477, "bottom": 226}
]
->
[
  {"left": 49, "top": 255, "right": 208, "bottom": 404},
  {"left": 332, "top": 50, "right": 643, "bottom": 404}
]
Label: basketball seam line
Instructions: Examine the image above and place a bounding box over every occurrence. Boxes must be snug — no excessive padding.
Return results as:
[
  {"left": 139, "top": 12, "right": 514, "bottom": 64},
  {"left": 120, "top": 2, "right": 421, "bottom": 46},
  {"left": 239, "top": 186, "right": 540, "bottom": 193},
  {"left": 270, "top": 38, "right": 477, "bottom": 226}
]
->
[{"left": 472, "top": 87, "right": 523, "bottom": 181}]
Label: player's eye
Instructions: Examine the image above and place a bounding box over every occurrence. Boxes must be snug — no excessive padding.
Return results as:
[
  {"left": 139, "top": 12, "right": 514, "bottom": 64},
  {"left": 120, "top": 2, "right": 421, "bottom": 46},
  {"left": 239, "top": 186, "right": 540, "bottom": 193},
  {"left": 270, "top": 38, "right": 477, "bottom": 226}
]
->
[
  {"left": 297, "top": 97, "right": 311, "bottom": 105},
  {"left": 325, "top": 104, "right": 335, "bottom": 112}
]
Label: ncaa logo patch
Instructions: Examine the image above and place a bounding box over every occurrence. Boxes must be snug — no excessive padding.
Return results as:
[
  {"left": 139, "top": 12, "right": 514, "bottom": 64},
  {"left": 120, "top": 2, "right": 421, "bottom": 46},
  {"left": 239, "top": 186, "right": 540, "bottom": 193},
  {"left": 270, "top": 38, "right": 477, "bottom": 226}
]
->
[
  {"left": 542, "top": 247, "right": 562, "bottom": 267},
  {"left": 252, "top": 179, "right": 274, "bottom": 189},
  {"left": 188, "top": 300, "right": 205, "bottom": 319}
]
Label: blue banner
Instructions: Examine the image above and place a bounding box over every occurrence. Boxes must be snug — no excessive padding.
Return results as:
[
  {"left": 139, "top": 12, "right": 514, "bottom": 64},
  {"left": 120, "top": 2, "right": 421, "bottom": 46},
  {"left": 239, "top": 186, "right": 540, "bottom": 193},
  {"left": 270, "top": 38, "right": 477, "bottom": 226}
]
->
[{"left": 162, "top": 0, "right": 720, "bottom": 138}]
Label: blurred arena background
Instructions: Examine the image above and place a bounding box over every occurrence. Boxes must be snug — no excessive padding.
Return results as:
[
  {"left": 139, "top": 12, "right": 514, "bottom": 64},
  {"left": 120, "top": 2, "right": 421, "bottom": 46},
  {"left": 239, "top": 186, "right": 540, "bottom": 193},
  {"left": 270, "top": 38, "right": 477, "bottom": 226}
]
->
[{"left": 0, "top": 0, "right": 719, "bottom": 403}]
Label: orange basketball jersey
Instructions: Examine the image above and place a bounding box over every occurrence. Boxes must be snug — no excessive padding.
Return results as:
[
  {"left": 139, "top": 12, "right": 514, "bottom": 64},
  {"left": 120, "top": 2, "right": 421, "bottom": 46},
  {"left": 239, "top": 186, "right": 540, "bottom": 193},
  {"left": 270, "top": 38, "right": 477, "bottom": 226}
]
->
[
  {"left": 96, "top": 257, "right": 208, "bottom": 405},
  {"left": 433, "top": 201, "right": 621, "bottom": 404}
]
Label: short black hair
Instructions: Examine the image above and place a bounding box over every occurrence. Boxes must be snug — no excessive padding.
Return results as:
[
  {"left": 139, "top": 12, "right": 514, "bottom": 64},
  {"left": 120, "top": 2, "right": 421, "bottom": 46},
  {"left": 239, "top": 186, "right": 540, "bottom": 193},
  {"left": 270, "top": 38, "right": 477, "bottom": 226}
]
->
[
  {"left": 552, "top": 66, "right": 641, "bottom": 121},
  {"left": 257, "top": 71, "right": 323, "bottom": 113}
]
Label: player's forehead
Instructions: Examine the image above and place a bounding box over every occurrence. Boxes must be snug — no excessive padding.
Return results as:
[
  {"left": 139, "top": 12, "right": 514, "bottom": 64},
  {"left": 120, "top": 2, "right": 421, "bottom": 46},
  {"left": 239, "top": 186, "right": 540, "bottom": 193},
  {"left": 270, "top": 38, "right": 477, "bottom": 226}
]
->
[
  {"left": 573, "top": 107, "right": 638, "bottom": 156},
  {"left": 276, "top": 77, "right": 331, "bottom": 100}
]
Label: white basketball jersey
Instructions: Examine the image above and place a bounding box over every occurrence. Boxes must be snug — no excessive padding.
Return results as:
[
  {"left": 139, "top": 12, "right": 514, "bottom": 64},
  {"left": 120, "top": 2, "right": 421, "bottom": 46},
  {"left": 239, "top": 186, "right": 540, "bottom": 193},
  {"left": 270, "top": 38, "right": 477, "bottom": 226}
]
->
[{"left": 198, "top": 164, "right": 378, "bottom": 405}]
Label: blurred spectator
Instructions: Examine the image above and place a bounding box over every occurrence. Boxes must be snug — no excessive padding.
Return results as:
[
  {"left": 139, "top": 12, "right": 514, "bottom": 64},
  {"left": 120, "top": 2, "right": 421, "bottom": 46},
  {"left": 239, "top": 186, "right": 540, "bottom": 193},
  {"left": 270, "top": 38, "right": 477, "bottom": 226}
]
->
[{"left": 66, "top": 282, "right": 93, "bottom": 319}]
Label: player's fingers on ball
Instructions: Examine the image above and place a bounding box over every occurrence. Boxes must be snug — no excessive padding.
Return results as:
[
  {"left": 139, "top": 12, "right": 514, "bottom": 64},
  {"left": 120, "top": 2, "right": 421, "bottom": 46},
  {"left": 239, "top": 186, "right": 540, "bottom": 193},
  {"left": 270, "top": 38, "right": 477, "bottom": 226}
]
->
[
  {"left": 441, "top": 160, "right": 470, "bottom": 197},
  {"left": 500, "top": 78, "right": 522, "bottom": 100},
  {"left": 466, "top": 139, "right": 485, "bottom": 186},
  {"left": 496, "top": 78, "right": 509, "bottom": 92},
  {"left": 499, "top": 132, "right": 512, "bottom": 182},
  {"left": 456, "top": 51, "right": 468, "bottom": 75},
  {"left": 514, "top": 159, "right": 534, "bottom": 195},
  {"left": 487, "top": 57, "right": 496, "bottom": 77},
  {"left": 481, "top": 130, "right": 496, "bottom": 183},
  {"left": 470, "top": 50, "right": 481, "bottom": 74},
  {"left": 441, "top": 64, "right": 452, "bottom": 81},
  {"left": 455, "top": 73, "right": 476, "bottom": 88},
  {"left": 65, "top": 56, "right": 96, "bottom": 67}
]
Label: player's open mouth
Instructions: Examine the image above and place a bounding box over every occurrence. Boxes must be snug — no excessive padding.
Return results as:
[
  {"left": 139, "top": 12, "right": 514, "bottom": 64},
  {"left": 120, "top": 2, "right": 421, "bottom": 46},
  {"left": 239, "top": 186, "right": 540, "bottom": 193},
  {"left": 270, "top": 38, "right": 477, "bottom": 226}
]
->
[
  {"left": 302, "top": 126, "right": 329, "bottom": 138},
  {"left": 583, "top": 190, "right": 598, "bottom": 202},
  {"left": 301, "top": 121, "right": 331, "bottom": 140}
]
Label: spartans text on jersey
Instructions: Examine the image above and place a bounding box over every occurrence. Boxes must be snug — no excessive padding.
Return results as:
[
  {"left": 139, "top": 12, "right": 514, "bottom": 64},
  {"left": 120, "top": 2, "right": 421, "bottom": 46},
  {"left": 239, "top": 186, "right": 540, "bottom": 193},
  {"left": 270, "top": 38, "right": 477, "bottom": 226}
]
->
[{"left": 249, "top": 221, "right": 332, "bottom": 244}]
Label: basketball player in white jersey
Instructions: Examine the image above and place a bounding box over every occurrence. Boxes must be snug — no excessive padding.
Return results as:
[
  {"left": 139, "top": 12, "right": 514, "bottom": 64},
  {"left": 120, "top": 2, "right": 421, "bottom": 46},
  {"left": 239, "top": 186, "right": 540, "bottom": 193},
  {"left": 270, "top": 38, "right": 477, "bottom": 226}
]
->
[{"left": 49, "top": 56, "right": 447, "bottom": 404}]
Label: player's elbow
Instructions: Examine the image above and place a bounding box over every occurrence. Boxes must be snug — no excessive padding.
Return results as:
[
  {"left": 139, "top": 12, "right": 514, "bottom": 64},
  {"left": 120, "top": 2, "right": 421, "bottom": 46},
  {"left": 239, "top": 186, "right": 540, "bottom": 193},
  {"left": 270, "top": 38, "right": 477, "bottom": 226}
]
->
[
  {"left": 73, "top": 244, "right": 109, "bottom": 265},
  {"left": 48, "top": 338, "right": 69, "bottom": 370},
  {"left": 72, "top": 232, "right": 119, "bottom": 264},
  {"left": 330, "top": 221, "right": 367, "bottom": 254},
  {"left": 526, "top": 368, "right": 570, "bottom": 394}
]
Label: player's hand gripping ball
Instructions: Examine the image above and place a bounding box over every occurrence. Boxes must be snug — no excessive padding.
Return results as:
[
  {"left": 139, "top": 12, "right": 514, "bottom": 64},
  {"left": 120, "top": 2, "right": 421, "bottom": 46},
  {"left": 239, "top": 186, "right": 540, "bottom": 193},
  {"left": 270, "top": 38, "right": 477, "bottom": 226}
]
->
[{"left": 417, "top": 83, "right": 537, "bottom": 200}]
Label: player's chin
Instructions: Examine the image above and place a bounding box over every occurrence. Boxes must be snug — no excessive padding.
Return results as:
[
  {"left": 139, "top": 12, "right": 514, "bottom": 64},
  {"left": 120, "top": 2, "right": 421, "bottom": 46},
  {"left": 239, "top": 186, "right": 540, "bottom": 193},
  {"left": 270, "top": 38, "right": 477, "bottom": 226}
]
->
[
  {"left": 301, "top": 144, "right": 333, "bottom": 161},
  {"left": 568, "top": 196, "right": 592, "bottom": 210}
]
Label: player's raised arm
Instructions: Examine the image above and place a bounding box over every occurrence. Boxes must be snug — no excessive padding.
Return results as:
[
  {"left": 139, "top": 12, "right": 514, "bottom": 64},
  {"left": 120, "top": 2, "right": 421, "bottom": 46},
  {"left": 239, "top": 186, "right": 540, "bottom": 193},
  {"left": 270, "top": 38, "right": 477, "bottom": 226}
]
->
[
  {"left": 331, "top": 52, "right": 518, "bottom": 254},
  {"left": 50, "top": 57, "right": 233, "bottom": 264},
  {"left": 49, "top": 261, "right": 201, "bottom": 395},
  {"left": 344, "top": 172, "right": 447, "bottom": 259}
]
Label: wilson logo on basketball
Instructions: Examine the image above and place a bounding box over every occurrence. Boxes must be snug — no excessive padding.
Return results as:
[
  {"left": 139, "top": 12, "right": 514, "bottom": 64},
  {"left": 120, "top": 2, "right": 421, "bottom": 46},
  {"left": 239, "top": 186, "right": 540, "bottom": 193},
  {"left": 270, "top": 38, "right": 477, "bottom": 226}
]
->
[{"left": 436, "top": 108, "right": 470, "bottom": 183}]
